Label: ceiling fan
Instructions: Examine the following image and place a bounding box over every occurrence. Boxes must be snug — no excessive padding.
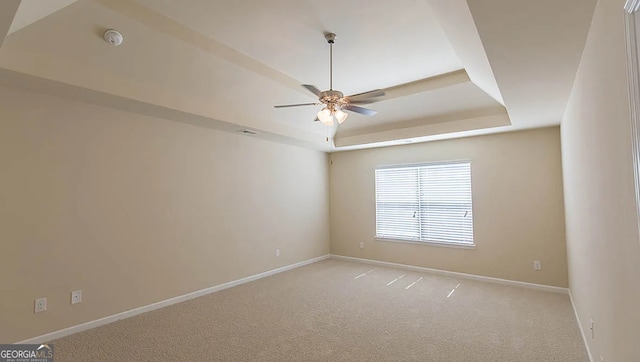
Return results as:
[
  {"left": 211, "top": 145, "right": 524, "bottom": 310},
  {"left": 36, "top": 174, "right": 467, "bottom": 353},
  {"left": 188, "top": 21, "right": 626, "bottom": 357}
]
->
[{"left": 274, "top": 32, "right": 385, "bottom": 126}]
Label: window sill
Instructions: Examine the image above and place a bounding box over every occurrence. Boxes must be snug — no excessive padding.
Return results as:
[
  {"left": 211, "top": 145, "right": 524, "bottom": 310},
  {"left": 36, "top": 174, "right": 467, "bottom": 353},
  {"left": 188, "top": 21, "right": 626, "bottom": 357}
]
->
[{"left": 374, "top": 237, "right": 476, "bottom": 250}]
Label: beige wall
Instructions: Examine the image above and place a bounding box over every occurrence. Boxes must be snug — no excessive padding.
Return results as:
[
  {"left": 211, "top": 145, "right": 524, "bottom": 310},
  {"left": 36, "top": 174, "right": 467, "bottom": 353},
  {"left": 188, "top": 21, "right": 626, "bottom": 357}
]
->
[
  {"left": 0, "top": 86, "right": 330, "bottom": 343},
  {"left": 330, "top": 127, "right": 568, "bottom": 287},
  {"left": 561, "top": 0, "right": 640, "bottom": 360}
]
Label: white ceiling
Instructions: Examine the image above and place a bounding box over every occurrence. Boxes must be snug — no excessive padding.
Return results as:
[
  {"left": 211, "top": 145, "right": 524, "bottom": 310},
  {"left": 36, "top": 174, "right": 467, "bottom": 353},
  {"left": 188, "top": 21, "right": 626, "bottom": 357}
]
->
[
  {"left": 0, "top": 0, "right": 597, "bottom": 152},
  {"left": 466, "top": 0, "right": 597, "bottom": 128},
  {"left": 133, "top": 0, "right": 464, "bottom": 95},
  {"left": 8, "top": 0, "right": 79, "bottom": 34},
  {"left": 0, "top": 1, "right": 20, "bottom": 46},
  {"left": 337, "top": 82, "right": 501, "bottom": 135}
]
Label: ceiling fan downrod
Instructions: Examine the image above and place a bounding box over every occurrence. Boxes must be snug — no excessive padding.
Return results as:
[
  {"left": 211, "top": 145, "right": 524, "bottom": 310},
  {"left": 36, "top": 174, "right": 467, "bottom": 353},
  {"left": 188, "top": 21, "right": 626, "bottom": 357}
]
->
[{"left": 325, "top": 32, "right": 336, "bottom": 91}]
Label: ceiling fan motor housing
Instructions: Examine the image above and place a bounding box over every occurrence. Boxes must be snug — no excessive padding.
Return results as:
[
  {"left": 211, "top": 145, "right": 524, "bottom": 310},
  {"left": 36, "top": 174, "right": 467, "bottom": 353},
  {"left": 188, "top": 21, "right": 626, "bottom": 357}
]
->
[
  {"left": 320, "top": 90, "right": 346, "bottom": 110},
  {"left": 320, "top": 90, "right": 343, "bottom": 101}
]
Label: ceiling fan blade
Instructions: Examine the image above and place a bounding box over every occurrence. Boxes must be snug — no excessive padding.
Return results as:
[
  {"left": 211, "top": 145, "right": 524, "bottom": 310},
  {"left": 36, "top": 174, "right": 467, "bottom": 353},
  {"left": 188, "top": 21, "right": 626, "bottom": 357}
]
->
[
  {"left": 344, "top": 104, "right": 378, "bottom": 116},
  {"left": 274, "top": 103, "right": 319, "bottom": 108},
  {"left": 348, "top": 98, "right": 383, "bottom": 105},
  {"left": 302, "top": 84, "right": 322, "bottom": 97},
  {"left": 345, "top": 89, "right": 385, "bottom": 103}
]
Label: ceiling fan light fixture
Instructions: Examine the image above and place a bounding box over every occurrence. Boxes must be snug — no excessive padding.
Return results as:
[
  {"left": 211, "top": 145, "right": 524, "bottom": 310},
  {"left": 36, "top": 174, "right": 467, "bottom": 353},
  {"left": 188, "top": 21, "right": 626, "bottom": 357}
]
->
[
  {"left": 335, "top": 109, "right": 348, "bottom": 124},
  {"left": 318, "top": 108, "right": 334, "bottom": 126}
]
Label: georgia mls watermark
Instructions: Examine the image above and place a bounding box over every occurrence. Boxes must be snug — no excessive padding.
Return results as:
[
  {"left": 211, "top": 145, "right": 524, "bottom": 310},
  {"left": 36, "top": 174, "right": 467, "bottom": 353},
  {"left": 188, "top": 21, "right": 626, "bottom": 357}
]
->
[{"left": 0, "top": 344, "right": 53, "bottom": 362}]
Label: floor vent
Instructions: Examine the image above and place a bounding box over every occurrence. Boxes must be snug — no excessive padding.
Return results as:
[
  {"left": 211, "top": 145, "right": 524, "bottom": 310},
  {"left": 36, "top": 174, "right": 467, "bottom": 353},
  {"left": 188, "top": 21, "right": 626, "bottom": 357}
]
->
[{"left": 237, "top": 129, "right": 260, "bottom": 135}]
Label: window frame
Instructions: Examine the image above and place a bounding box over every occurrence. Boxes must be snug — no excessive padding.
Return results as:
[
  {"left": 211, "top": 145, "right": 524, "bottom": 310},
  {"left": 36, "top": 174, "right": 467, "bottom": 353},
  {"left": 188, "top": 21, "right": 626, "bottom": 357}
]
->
[
  {"left": 624, "top": 0, "right": 640, "bottom": 243},
  {"left": 374, "top": 160, "right": 475, "bottom": 249}
]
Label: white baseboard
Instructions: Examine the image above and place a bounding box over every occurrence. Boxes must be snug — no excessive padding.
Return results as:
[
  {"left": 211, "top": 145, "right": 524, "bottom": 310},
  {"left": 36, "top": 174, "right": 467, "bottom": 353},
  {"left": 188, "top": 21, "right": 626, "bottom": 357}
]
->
[
  {"left": 569, "top": 290, "right": 594, "bottom": 362},
  {"left": 330, "top": 254, "right": 569, "bottom": 294},
  {"left": 16, "top": 254, "right": 330, "bottom": 344}
]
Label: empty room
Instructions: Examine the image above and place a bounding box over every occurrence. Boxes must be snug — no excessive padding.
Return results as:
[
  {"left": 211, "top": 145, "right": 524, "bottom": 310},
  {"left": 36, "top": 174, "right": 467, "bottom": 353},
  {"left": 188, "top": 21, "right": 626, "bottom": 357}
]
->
[{"left": 1, "top": 0, "right": 639, "bottom": 361}]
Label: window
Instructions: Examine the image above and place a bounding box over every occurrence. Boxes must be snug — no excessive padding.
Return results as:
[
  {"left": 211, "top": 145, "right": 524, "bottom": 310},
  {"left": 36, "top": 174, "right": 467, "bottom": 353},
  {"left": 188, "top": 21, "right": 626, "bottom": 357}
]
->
[{"left": 375, "top": 161, "right": 474, "bottom": 247}]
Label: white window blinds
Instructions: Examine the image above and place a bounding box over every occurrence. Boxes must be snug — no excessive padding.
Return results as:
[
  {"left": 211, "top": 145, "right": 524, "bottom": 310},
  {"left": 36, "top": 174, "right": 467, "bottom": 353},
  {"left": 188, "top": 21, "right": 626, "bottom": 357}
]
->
[{"left": 375, "top": 161, "right": 474, "bottom": 245}]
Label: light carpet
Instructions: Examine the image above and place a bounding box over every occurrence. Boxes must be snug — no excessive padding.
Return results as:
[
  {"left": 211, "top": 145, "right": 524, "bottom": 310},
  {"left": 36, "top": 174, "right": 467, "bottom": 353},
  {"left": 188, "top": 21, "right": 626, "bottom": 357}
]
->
[{"left": 51, "top": 259, "right": 588, "bottom": 361}]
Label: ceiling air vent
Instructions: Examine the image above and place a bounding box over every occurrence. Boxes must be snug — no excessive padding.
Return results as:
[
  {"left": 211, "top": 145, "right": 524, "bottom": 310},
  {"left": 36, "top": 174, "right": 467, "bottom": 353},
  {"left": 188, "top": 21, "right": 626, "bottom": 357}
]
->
[{"left": 237, "top": 129, "right": 260, "bottom": 136}]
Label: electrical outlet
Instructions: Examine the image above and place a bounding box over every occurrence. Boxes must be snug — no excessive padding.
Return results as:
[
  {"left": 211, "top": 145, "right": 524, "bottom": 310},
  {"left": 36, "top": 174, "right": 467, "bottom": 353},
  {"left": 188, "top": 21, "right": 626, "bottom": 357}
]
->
[
  {"left": 275, "top": 249, "right": 280, "bottom": 257},
  {"left": 34, "top": 297, "right": 47, "bottom": 313},
  {"left": 533, "top": 260, "right": 542, "bottom": 270},
  {"left": 359, "top": 242, "right": 364, "bottom": 249},
  {"left": 71, "top": 290, "right": 82, "bottom": 304}
]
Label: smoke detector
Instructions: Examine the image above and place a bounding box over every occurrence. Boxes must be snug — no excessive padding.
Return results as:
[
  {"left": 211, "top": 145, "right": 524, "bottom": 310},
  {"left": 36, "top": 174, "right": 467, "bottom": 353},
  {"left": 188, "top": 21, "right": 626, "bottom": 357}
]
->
[{"left": 104, "top": 29, "right": 123, "bottom": 46}]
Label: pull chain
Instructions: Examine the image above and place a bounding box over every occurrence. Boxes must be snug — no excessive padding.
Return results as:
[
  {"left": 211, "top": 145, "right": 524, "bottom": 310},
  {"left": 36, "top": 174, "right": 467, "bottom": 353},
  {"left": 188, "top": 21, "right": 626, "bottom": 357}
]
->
[{"left": 326, "top": 123, "right": 330, "bottom": 142}]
